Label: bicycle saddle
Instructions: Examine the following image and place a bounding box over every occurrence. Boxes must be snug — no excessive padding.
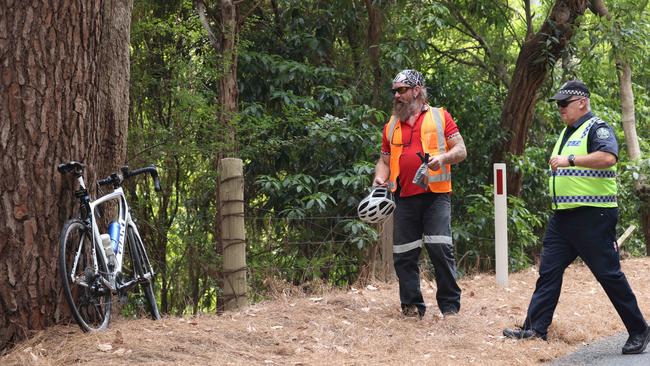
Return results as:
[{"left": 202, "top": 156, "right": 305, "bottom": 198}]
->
[{"left": 58, "top": 161, "right": 86, "bottom": 175}]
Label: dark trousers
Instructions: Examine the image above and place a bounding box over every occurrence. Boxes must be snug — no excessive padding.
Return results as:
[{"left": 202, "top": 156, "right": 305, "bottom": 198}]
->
[
  {"left": 524, "top": 207, "right": 647, "bottom": 336},
  {"left": 393, "top": 192, "right": 461, "bottom": 315}
]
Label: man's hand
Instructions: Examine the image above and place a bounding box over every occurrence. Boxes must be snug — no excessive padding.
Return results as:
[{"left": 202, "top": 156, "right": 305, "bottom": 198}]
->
[
  {"left": 427, "top": 155, "right": 444, "bottom": 171},
  {"left": 373, "top": 176, "right": 387, "bottom": 187},
  {"left": 548, "top": 155, "right": 570, "bottom": 171}
]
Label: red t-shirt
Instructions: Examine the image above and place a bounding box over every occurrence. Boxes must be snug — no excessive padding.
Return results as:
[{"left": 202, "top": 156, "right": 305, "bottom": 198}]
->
[{"left": 381, "top": 108, "right": 459, "bottom": 197}]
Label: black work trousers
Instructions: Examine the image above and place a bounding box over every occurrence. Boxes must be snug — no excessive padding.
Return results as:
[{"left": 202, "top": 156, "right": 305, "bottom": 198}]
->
[
  {"left": 393, "top": 192, "right": 461, "bottom": 316},
  {"left": 524, "top": 207, "right": 647, "bottom": 336}
]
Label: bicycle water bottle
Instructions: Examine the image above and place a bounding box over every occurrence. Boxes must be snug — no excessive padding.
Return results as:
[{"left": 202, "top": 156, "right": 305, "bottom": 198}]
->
[
  {"left": 101, "top": 233, "right": 116, "bottom": 268},
  {"left": 108, "top": 221, "right": 120, "bottom": 254}
]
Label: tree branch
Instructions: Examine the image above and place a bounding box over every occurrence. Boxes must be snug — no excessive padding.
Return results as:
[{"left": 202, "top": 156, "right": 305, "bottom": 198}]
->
[
  {"left": 429, "top": 43, "right": 489, "bottom": 69},
  {"left": 444, "top": 1, "right": 494, "bottom": 59},
  {"left": 195, "top": 0, "right": 221, "bottom": 51},
  {"left": 524, "top": 0, "right": 534, "bottom": 39},
  {"left": 238, "top": 0, "right": 264, "bottom": 28}
]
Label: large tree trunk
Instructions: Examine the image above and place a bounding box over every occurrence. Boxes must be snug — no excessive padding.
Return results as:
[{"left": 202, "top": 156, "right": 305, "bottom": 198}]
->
[
  {"left": 617, "top": 62, "right": 641, "bottom": 161},
  {"left": 364, "top": 0, "right": 383, "bottom": 110},
  {"left": 616, "top": 61, "right": 650, "bottom": 255},
  {"left": 0, "top": 0, "right": 132, "bottom": 352},
  {"left": 219, "top": 0, "right": 239, "bottom": 153},
  {"left": 493, "top": 0, "right": 592, "bottom": 196}
]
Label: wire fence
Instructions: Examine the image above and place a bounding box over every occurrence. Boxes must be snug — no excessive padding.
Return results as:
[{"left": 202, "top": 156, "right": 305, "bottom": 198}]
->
[{"left": 242, "top": 207, "right": 520, "bottom": 280}]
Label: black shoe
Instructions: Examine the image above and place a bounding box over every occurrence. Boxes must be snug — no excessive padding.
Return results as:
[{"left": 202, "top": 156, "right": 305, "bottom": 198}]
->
[
  {"left": 402, "top": 305, "right": 424, "bottom": 319},
  {"left": 503, "top": 327, "right": 547, "bottom": 341},
  {"left": 442, "top": 309, "right": 459, "bottom": 317},
  {"left": 622, "top": 327, "right": 650, "bottom": 354}
]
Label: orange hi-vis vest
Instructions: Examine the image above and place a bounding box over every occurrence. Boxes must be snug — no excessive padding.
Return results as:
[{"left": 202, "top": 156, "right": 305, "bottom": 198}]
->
[{"left": 386, "top": 107, "right": 452, "bottom": 193}]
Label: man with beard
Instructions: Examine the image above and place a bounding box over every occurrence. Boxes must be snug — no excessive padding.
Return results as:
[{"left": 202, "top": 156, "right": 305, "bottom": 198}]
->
[{"left": 373, "top": 69, "right": 467, "bottom": 319}]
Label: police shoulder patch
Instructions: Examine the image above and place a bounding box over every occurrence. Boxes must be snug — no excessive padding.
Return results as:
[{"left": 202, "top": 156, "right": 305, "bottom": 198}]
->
[{"left": 595, "top": 127, "right": 611, "bottom": 140}]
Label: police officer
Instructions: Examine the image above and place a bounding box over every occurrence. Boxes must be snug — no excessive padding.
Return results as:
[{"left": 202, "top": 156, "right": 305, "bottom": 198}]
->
[{"left": 503, "top": 80, "right": 650, "bottom": 355}]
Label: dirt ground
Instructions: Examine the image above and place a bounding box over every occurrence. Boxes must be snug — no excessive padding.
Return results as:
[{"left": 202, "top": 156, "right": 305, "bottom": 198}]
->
[{"left": 3, "top": 257, "right": 650, "bottom": 366}]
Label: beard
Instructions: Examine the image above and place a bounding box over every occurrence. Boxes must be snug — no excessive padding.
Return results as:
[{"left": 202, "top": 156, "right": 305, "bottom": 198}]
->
[{"left": 392, "top": 98, "right": 419, "bottom": 122}]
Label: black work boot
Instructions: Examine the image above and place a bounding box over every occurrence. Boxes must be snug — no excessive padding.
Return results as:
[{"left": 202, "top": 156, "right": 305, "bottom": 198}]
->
[
  {"left": 503, "top": 327, "right": 547, "bottom": 341},
  {"left": 402, "top": 305, "right": 424, "bottom": 320},
  {"left": 622, "top": 327, "right": 650, "bottom": 354}
]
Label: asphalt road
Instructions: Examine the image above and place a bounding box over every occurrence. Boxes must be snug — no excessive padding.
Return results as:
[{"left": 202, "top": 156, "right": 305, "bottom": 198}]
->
[{"left": 549, "top": 332, "right": 650, "bottom": 366}]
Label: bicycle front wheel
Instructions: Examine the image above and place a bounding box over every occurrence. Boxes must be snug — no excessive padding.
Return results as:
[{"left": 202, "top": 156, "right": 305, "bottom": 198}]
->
[
  {"left": 59, "top": 219, "right": 111, "bottom": 331},
  {"left": 125, "top": 226, "right": 161, "bottom": 320}
]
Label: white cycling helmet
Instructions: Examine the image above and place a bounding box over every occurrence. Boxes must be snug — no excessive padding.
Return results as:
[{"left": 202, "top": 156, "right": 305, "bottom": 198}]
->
[{"left": 357, "top": 186, "right": 396, "bottom": 224}]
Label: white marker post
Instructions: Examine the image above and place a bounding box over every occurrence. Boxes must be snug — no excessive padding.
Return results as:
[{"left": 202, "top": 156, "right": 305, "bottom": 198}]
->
[{"left": 494, "top": 163, "right": 508, "bottom": 287}]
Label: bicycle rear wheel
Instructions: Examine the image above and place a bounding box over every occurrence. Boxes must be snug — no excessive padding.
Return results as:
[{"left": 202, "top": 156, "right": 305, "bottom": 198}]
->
[
  {"left": 59, "top": 219, "right": 111, "bottom": 331},
  {"left": 124, "top": 226, "right": 161, "bottom": 320}
]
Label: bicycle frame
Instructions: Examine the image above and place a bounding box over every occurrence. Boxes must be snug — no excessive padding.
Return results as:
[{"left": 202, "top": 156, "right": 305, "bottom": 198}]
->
[
  {"left": 71, "top": 175, "right": 154, "bottom": 292},
  {"left": 89, "top": 187, "right": 128, "bottom": 273}
]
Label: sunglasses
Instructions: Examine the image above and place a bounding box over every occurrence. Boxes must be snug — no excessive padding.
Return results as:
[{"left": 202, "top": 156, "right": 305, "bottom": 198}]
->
[
  {"left": 556, "top": 98, "right": 582, "bottom": 108},
  {"left": 390, "top": 126, "right": 413, "bottom": 147},
  {"left": 391, "top": 86, "right": 413, "bottom": 95}
]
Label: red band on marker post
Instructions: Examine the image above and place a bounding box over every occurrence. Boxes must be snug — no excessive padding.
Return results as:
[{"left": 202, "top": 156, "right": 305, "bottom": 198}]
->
[{"left": 496, "top": 169, "right": 503, "bottom": 195}]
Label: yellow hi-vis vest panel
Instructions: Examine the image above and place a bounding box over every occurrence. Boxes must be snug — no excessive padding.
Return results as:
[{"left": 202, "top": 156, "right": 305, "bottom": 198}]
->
[
  {"left": 386, "top": 107, "right": 452, "bottom": 193},
  {"left": 549, "top": 116, "right": 617, "bottom": 210}
]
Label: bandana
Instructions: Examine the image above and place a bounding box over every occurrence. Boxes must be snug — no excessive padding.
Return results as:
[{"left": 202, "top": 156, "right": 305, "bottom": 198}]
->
[{"left": 392, "top": 69, "right": 425, "bottom": 87}]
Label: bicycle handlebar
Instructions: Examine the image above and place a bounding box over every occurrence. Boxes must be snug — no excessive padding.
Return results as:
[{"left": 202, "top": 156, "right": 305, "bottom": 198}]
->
[
  {"left": 59, "top": 161, "right": 162, "bottom": 192},
  {"left": 97, "top": 165, "right": 162, "bottom": 192},
  {"left": 122, "top": 165, "right": 162, "bottom": 192}
]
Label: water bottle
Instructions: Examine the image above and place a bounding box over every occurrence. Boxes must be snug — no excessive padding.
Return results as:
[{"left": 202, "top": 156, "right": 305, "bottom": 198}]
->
[
  {"left": 108, "top": 221, "right": 120, "bottom": 254},
  {"left": 101, "top": 233, "right": 116, "bottom": 268}
]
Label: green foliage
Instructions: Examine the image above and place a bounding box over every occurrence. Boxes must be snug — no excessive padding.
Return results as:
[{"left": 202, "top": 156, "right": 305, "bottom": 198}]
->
[
  {"left": 126, "top": 0, "right": 650, "bottom": 316},
  {"left": 239, "top": 103, "right": 381, "bottom": 287},
  {"left": 128, "top": 0, "right": 221, "bottom": 315},
  {"left": 618, "top": 159, "right": 650, "bottom": 255},
  {"left": 455, "top": 185, "right": 544, "bottom": 273}
]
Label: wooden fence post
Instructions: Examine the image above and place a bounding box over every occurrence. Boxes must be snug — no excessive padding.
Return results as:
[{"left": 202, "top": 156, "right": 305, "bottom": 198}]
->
[
  {"left": 219, "top": 158, "right": 247, "bottom": 310},
  {"left": 380, "top": 215, "right": 395, "bottom": 281}
]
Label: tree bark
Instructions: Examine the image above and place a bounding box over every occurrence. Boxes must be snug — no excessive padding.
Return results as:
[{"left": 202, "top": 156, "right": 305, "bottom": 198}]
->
[
  {"left": 364, "top": 0, "right": 383, "bottom": 109},
  {"left": 219, "top": 0, "right": 239, "bottom": 153},
  {"left": 493, "top": 0, "right": 591, "bottom": 196},
  {"left": 616, "top": 60, "right": 650, "bottom": 254},
  {"left": 0, "top": 0, "right": 132, "bottom": 352},
  {"left": 616, "top": 62, "right": 641, "bottom": 161}
]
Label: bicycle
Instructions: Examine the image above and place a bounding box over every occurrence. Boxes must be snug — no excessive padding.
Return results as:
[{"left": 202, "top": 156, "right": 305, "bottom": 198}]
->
[{"left": 57, "top": 161, "right": 162, "bottom": 332}]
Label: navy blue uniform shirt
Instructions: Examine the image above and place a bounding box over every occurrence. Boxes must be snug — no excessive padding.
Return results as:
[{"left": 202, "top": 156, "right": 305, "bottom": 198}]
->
[{"left": 558, "top": 111, "right": 619, "bottom": 160}]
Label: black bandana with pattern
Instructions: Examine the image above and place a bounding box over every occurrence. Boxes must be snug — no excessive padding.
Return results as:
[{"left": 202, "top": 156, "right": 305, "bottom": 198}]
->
[{"left": 392, "top": 69, "right": 425, "bottom": 87}]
